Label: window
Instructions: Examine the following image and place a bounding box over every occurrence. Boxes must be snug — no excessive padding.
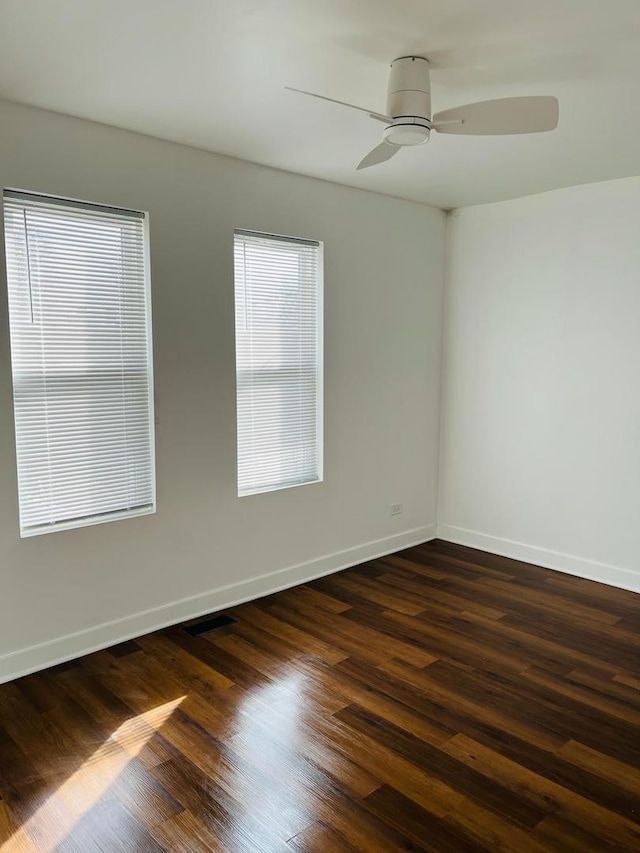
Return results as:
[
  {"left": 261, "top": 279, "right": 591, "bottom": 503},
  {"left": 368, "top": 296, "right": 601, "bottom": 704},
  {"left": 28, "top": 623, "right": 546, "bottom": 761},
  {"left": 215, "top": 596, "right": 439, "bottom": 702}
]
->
[
  {"left": 234, "top": 229, "right": 323, "bottom": 496},
  {"left": 3, "top": 190, "right": 155, "bottom": 536}
]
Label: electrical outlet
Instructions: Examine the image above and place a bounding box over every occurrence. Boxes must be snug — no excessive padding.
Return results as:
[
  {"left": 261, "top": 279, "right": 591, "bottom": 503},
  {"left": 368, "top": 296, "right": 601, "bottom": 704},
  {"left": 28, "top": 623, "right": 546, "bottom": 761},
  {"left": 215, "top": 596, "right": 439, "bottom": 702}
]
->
[{"left": 390, "top": 503, "right": 402, "bottom": 516}]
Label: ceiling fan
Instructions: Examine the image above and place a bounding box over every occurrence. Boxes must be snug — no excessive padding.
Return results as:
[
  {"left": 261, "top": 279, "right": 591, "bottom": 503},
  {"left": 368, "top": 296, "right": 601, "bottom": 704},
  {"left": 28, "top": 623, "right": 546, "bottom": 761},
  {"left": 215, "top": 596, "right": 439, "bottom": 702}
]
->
[{"left": 286, "top": 56, "right": 559, "bottom": 170}]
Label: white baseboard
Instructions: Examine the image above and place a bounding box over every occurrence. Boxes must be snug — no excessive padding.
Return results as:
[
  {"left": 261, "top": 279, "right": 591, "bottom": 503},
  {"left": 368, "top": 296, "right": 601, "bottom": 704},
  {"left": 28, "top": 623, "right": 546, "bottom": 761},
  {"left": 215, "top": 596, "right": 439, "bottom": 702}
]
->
[
  {"left": 0, "top": 524, "right": 437, "bottom": 684},
  {"left": 437, "top": 523, "right": 640, "bottom": 594}
]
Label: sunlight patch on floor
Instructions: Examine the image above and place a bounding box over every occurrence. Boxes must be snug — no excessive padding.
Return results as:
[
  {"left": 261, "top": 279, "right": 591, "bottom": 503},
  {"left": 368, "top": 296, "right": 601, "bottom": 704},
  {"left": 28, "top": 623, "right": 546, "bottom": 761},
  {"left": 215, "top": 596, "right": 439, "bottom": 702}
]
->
[{"left": 2, "top": 696, "right": 185, "bottom": 853}]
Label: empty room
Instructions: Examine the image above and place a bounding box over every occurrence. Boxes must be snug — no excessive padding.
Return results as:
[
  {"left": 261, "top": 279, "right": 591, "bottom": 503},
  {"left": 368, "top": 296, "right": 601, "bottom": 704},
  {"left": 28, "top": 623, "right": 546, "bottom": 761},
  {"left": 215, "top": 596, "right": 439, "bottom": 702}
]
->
[{"left": 0, "top": 1, "right": 638, "bottom": 851}]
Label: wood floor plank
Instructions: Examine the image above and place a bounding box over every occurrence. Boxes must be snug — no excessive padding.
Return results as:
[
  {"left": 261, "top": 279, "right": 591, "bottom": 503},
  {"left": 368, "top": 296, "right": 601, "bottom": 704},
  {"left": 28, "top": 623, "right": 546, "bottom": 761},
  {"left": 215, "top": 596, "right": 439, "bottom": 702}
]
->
[
  {"left": 0, "top": 800, "right": 39, "bottom": 853},
  {"left": 54, "top": 796, "right": 163, "bottom": 853},
  {"left": 293, "top": 654, "right": 455, "bottom": 747},
  {"left": 335, "top": 703, "right": 549, "bottom": 829},
  {"left": 451, "top": 608, "right": 623, "bottom": 676},
  {"left": 442, "top": 733, "right": 640, "bottom": 848},
  {"left": 421, "top": 540, "right": 547, "bottom": 582},
  {"left": 377, "top": 568, "right": 507, "bottom": 620},
  {"left": 285, "top": 793, "right": 427, "bottom": 853},
  {"left": 0, "top": 725, "right": 42, "bottom": 794},
  {"left": 421, "top": 658, "right": 640, "bottom": 765},
  {"left": 362, "top": 785, "right": 486, "bottom": 853},
  {"left": 567, "top": 668, "right": 640, "bottom": 709},
  {"left": 276, "top": 584, "right": 353, "bottom": 615},
  {"left": 286, "top": 821, "right": 358, "bottom": 853},
  {"left": 150, "top": 810, "right": 235, "bottom": 853},
  {"left": 0, "top": 540, "right": 638, "bottom": 851},
  {"left": 556, "top": 739, "right": 640, "bottom": 794},
  {"left": 356, "top": 605, "right": 538, "bottom": 675},
  {"left": 137, "top": 631, "right": 236, "bottom": 691},
  {"left": 318, "top": 572, "right": 427, "bottom": 616},
  {"left": 376, "top": 657, "right": 569, "bottom": 752},
  {"left": 230, "top": 602, "right": 348, "bottom": 664},
  {"left": 520, "top": 664, "right": 640, "bottom": 725},
  {"left": 379, "top": 552, "right": 450, "bottom": 580},
  {"left": 533, "top": 814, "right": 624, "bottom": 853},
  {"left": 266, "top": 600, "right": 436, "bottom": 667},
  {"left": 148, "top": 755, "right": 295, "bottom": 852},
  {"left": 614, "top": 671, "right": 640, "bottom": 690},
  {"left": 215, "top": 666, "right": 380, "bottom": 800}
]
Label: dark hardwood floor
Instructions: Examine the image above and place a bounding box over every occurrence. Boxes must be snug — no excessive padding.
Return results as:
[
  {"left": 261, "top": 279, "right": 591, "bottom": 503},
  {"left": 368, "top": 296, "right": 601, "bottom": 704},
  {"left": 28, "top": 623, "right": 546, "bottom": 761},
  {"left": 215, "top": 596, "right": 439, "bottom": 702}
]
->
[{"left": 1, "top": 539, "right": 639, "bottom": 852}]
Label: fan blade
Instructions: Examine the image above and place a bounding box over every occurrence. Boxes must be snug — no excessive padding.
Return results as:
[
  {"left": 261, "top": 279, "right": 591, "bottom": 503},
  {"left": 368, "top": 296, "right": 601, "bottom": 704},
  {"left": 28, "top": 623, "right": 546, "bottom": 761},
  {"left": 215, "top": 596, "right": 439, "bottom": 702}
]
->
[
  {"left": 433, "top": 96, "right": 559, "bottom": 135},
  {"left": 356, "top": 142, "right": 400, "bottom": 171},
  {"left": 285, "top": 87, "right": 392, "bottom": 124}
]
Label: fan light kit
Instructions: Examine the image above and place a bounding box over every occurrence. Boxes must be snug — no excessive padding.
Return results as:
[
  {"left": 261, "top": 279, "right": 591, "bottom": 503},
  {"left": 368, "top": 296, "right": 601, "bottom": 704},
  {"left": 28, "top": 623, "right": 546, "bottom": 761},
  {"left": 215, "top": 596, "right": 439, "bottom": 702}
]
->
[{"left": 286, "top": 56, "right": 559, "bottom": 170}]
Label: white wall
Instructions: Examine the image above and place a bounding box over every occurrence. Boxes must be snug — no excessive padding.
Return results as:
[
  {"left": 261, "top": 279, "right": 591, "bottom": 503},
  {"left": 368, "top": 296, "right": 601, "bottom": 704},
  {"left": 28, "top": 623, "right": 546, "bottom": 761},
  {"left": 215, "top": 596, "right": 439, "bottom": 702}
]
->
[
  {"left": 0, "top": 100, "right": 445, "bottom": 681},
  {"left": 439, "top": 178, "right": 640, "bottom": 592}
]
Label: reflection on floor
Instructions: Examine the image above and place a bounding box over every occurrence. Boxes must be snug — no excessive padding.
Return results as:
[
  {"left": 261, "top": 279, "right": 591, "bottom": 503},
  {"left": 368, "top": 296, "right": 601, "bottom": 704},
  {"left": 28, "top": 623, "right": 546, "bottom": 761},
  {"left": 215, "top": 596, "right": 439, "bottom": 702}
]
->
[{"left": 0, "top": 539, "right": 639, "bottom": 852}]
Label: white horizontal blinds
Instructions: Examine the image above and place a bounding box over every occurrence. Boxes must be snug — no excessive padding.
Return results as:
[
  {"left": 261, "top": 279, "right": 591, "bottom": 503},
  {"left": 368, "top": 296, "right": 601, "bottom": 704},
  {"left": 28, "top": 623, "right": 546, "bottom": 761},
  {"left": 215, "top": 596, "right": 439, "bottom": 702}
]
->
[
  {"left": 3, "top": 191, "right": 155, "bottom": 536},
  {"left": 234, "top": 230, "right": 322, "bottom": 496}
]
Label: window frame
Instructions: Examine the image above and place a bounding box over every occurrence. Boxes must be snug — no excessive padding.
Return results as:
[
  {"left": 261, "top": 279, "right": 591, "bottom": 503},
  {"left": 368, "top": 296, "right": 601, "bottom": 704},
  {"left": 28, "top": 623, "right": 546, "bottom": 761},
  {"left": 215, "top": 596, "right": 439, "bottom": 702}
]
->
[
  {"left": 233, "top": 228, "right": 324, "bottom": 498},
  {"left": 3, "top": 188, "right": 156, "bottom": 537}
]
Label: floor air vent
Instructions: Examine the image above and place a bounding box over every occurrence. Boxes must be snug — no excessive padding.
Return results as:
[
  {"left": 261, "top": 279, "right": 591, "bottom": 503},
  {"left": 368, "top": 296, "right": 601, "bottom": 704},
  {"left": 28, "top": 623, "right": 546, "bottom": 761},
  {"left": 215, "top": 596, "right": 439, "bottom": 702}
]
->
[{"left": 183, "top": 614, "right": 237, "bottom": 636}]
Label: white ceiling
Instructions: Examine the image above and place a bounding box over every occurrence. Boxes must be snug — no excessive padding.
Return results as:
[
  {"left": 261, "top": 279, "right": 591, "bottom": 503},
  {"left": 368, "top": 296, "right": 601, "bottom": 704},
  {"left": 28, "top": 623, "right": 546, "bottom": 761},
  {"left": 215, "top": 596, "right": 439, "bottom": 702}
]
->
[{"left": 0, "top": 0, "right": 639, "bottom": 209}]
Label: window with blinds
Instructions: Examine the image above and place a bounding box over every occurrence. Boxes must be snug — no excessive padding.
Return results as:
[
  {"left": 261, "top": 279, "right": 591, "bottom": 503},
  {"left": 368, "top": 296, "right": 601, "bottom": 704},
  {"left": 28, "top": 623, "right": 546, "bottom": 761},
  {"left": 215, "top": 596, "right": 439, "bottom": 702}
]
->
[
  {"left": 3, "top": 190, "right": 155, "bottom": 536},
  {"left": 234, "top": 229, "right": 323, "bottom": 496}
]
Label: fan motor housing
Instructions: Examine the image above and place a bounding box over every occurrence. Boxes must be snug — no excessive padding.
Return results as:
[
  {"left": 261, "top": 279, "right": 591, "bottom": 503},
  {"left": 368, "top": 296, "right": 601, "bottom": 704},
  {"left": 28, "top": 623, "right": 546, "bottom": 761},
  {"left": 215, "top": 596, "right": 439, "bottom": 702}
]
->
[
  {"left": 383, "top": 121, "right": 430, "bottom": 146},
  {"left": 386, "top": 56, "right": 431, "bottom": 120}
]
